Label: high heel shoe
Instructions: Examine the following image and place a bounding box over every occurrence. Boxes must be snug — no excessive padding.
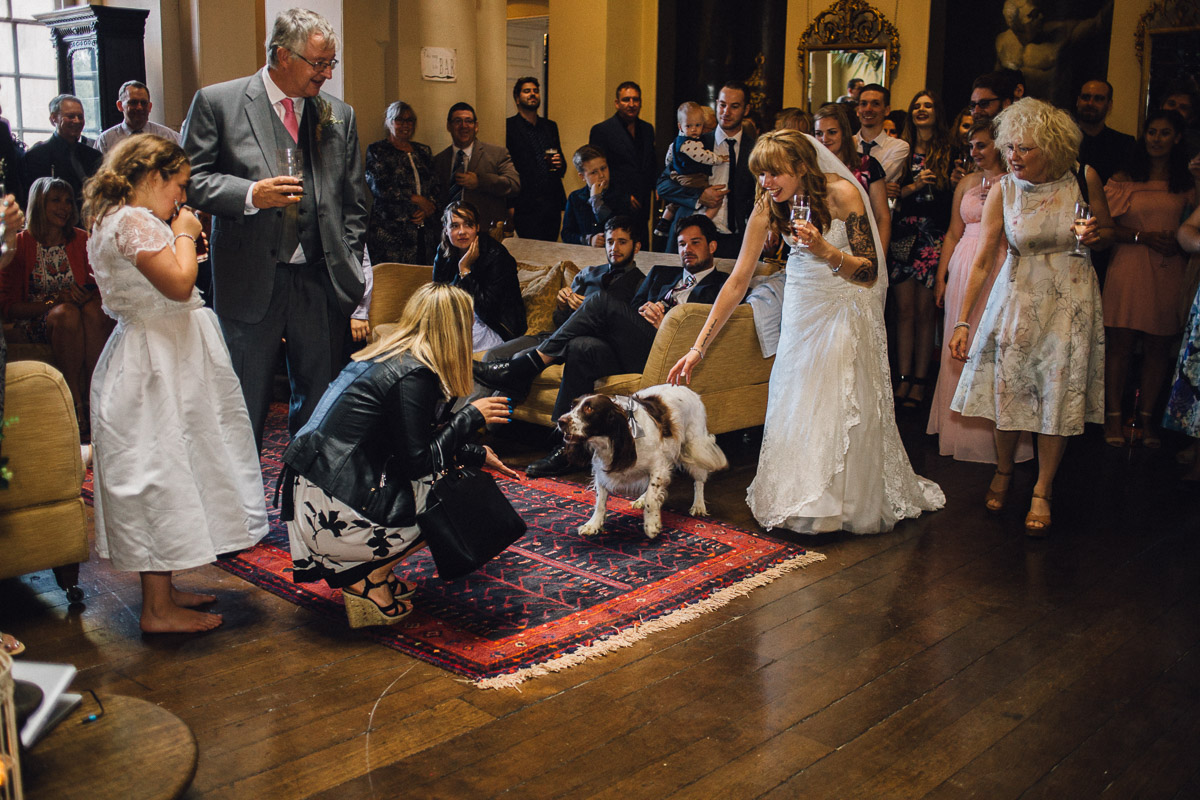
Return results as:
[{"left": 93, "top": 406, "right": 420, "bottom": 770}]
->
[
  {"left": 1024, "top": 493, "right": 1052, "bottom": 537},
  {"left": 341, "top": 576, "right": 411, "bottom": 628},
  {"left": 1103, "top": 411, "right": 1124, "bottom": 447},
  {"left": 1138, "top": 412, "right": 1161, "bottom": 448},
  {"left": 384, "top": 572, "right": 417, "bottom": 601},
  {"left": 985, "top": 469, "right": 1013, "bottom": 513}
]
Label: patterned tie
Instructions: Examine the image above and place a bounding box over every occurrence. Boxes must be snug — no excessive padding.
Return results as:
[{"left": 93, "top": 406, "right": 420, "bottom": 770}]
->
[
  {"left": 449, "top": 149, "right": 466, "bottom": 203},
  {"left": 281, "top": 98, "right": 299, "bottom": 143},
  {"left": 663, "top": 272, "right": 697, "bottom": 309},
  {"left": 725, "top": 138, "right": 738, "bottom": 233}
]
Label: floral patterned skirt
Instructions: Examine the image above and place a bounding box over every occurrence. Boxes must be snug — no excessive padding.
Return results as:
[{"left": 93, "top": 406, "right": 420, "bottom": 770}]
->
[
  {"left": 888, "top": 214, "right": 944, "bottom": 289},
  {"left": 287, "top": 474, "right": 428, "bottom": 588},
  {"left": 1164, "top": 286, "right": 1200, "bottom": 438}
]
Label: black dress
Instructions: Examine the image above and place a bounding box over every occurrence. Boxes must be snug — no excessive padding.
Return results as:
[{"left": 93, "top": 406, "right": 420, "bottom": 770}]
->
[{"left": 365, "top": 139, "right": 440, "bottom": 265}]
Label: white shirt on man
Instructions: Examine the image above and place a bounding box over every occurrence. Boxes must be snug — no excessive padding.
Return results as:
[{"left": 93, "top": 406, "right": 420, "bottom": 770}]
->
[
  {"left": 96, "top": 120, "right": 181, "bottom": 153},
  {"left": 854, "top": 130, "right": 909, "bottom": 183},
  {"left": 710, "top": 127, "right": 741, "bottom": 234}
]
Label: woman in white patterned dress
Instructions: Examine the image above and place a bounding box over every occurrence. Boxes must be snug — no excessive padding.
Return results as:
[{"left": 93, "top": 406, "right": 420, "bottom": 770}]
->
[
  {"left": 669, "top": 130, "right": 944, "bottom": 534},
  {"left": 949, "top": 99, "right": 1114, "bottom": 535},
  {"left": 85, "top": 136, "right": 268, "bottom": 633}
]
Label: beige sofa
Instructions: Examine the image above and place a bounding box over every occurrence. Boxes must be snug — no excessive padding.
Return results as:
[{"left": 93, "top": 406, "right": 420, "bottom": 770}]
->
[
  {"left": 0, "top": 360, "right": 89, "bottom": 601},
  {"left": 368, "top": 240, "right": 777, "bottom": 435}
]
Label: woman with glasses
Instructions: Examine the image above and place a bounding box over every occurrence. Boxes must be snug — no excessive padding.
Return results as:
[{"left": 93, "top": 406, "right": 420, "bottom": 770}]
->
[
  {"left": 948, "top": 98, "right": 1113, "bottom": 535},
  {"left": 365, "top": 101, "right": 439, "bottom": 266}
]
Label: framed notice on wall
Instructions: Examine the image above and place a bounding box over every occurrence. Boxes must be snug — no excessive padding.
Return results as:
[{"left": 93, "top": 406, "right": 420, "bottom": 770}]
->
[{"left": 422, "top": 48, "right": 456, "bottom": 82}]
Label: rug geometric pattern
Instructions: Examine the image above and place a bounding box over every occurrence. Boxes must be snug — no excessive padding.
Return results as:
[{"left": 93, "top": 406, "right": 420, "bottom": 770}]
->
[{"left": 95, "top": 405, "right": 825, "bottom": 688}]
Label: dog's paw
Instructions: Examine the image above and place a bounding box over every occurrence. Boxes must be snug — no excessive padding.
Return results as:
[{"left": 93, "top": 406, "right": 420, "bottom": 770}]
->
[
  {"left": 578, "top": 521, "right": 603, "bottom": 537},
  {"left": 689, "top": 502, "right": 709, "bottom": 517},
  {"left": 631, "top": 494, "right": 646, "bottom": 509},
  {"left": 644, "top": 522, "right": 661, "bottom": 539}
]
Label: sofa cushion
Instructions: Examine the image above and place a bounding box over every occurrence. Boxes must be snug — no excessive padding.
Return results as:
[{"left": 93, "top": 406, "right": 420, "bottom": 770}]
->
[{"left": 0, "top": 361, "right": 85, "bottom": 512}]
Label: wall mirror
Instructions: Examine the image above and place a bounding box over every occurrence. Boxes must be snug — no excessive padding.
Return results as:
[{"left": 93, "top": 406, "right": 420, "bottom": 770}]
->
[
  {"left": 1136, "top": 0, "right": 1200, "bottom": 130},
  {"left": 797, "top": 0, "right": 900, "bottom": 111}
]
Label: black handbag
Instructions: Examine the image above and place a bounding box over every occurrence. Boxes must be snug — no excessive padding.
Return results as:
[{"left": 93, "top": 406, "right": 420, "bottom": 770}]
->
[{"left": 416, "top": 442, "right": 527, "bottom": 580}]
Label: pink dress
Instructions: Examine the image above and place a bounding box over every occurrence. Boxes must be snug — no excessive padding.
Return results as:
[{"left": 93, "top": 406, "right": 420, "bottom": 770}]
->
[
  {"left": 1103, "top": 179, "right": 1195, "bottom": 335},
  {"left": 928, "top": 181, "right": 1033, "bottom": 463}
]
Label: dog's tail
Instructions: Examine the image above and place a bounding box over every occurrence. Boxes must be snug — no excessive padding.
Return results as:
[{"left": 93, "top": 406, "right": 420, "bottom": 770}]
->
[{"left": 685, "top": 431, "right": 728, "bottom": 473}]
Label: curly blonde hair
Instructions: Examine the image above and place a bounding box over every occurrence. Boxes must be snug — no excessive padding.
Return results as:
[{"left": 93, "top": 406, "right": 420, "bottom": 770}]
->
[
  {"left": 993, "top": 97, "right": 1082, "bottom": 180},
  {"left": 82, "top": 135, "right": 189, "bottom": 229},
  {"left": 747, "top": 129, "right": 830, "bottom": 238}
]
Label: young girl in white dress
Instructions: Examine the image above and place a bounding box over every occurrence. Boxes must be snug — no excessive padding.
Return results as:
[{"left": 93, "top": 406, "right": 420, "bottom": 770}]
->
[
  {"left": 670, "top": 130, "right": 943, "bottom": 534},
  {"left": 83, "top": 136, "right": 268, "bottom": 633}
]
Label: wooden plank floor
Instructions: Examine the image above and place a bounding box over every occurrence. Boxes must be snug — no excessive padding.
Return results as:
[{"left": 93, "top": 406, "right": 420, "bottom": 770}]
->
[{"left": 3, "top": 412, "right": 1199, "bottom": 799}]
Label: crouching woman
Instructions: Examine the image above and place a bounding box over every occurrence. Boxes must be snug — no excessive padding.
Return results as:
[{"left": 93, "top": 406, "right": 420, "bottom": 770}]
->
[{"left": 282, "top": 283, "right": 517, "bottom": 627}]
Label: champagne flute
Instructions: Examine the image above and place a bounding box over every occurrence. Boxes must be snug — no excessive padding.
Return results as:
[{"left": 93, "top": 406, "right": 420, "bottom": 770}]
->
[
  {"left": 790, "top": 193, "right": 811, "bottom": 247},
  {"left": 1070, "top": 201, "right": 1091, "bottom": 257},
  {"left": 979, "top": 174, "right": 993, "bottom": 200}
]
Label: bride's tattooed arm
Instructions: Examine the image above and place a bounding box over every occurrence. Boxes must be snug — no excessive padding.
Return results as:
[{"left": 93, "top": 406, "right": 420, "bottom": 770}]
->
[{"left": 845, "top": 211, "right": 878, "bottom": 284}]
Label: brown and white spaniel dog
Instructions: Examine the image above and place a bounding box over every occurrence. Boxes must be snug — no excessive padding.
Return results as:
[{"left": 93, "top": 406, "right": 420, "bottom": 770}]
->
[{"left": 558, "top": 385, "right": 728, "bottom": 539}]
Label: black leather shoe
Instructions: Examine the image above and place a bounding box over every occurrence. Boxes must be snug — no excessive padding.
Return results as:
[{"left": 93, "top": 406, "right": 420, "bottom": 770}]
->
[
  {"left": 473, "top": 350, "right": 542, "bottom": 395},
  {"left": 525, "top": 446, "right": 575, "bottom": 478}
]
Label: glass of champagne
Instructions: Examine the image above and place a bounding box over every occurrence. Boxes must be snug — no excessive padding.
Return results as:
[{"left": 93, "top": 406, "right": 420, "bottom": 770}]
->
[
  {"left": 979, "top": 174, "right": 993, "bottom": 200},
  {"left": 1070, "top": 201, "right": 1091, "bottom": 257},
  {"left": 790, "top": 193, "right": 811, "bottom": 247}
]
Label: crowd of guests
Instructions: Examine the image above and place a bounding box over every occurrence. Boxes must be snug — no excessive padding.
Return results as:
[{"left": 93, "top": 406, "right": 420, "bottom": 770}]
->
[{"left": 2, "top": 5, "right": 1199, "bottom": 641}]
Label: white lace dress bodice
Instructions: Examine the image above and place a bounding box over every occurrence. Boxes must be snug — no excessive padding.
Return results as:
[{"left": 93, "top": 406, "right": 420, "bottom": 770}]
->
[
  {"left": 747, "top": 219, "right": 944, "bottom": 534},
  {"left": 87, "top": 204, "right": 267, "bottom": 572}
]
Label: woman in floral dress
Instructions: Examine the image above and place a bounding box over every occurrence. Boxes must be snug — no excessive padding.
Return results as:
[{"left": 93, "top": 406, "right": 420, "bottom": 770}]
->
[{"left": 1165, "top": 201, "right": 1200, "bottom": 481}]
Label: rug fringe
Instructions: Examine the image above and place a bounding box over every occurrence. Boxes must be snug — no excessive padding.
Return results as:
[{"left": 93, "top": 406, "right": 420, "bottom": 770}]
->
[{"left": 472, "top": 549, "right": 826, "bottom": 690}]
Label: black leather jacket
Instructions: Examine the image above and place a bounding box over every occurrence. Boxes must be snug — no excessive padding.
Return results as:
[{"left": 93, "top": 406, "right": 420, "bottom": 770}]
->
[
  {"left": 433, "top": 233, "right": 526, "bottom": 341},
  {"left": 282, "top": 353, "right": 485, "bottom": 527}
]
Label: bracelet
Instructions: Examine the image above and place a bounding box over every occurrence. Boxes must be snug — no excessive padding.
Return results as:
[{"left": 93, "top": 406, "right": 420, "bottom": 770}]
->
[
  {"left": 954, "top": 321, "right": 970, "bottom": 331},
  {"left": 174, "top": 233, "right": 196, "bottom": 245},
  {"left": 830, "top": 250, "right": 845, "bottom": 274},
  {"left": 688, "top": 346, "right": 705, "bottom": 360}
]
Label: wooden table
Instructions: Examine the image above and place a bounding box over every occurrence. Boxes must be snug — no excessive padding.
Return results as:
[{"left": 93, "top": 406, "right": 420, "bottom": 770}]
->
[{"left": 22, "top": 694, "right": 197, "bottom": 800}]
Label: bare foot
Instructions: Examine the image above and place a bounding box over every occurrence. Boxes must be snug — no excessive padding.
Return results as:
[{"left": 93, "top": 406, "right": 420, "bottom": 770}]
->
[
  {"left": 140, "top": 606, "right": 223, "bottom": 634},
  {"left": 171, "top": 588, "right": 217, "bottom": 608}
]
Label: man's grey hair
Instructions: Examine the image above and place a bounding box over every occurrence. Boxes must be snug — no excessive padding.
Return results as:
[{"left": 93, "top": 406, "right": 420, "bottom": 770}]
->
[
  {"left": 266, "top": 8, "right": 340, "bottom": 68},
  {"left": 49, "top": 94, "right": 81, "bottom": 115},
  {"left": 118, "top": 80, "right": 149, "bottom": 102}
]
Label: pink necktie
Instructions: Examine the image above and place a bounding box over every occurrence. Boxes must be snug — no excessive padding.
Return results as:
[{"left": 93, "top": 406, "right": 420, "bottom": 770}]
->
[{"left": 281, "top": 98, "right": 299, "bottom": 143}]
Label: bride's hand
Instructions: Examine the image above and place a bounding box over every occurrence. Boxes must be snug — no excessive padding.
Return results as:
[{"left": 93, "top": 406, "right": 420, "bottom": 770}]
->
[
  {"left": 792, "top": 218, "right": 827, "bottom": 251},
  {"left": 668, "top": 349, "right": 702, "bottom": 385}
]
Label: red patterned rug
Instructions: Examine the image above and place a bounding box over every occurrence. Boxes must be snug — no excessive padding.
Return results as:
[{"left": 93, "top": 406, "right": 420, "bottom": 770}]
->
[{"left": 88, "top": 405, "right": 824, "bottom": 688}]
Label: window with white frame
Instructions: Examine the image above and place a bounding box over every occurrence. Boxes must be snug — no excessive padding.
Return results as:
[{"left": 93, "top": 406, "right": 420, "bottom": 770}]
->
[{"left": 1, "top": 0, "right": 60, "bottom": 147}]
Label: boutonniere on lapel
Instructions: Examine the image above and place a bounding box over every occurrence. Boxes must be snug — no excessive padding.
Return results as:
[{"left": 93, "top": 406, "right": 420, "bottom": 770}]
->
[{"left": 314, "top": 96, "right": 343, "bottom": 143}]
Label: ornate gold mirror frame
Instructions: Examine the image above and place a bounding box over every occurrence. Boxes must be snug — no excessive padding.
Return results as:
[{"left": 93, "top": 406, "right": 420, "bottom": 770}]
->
[
  {"left": 797, "top": 0, "right": 900, "bottom": 112},
  {"left": 1135, "top": 0, "right": 1200, "bottom": 129}
]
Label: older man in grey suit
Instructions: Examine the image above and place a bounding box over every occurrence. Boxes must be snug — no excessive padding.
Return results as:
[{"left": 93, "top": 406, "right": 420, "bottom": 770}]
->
[
  {"left": 433, "top": 102, "right": 519, "bottom": 235},
  {"left": 181, "top": 7, "right": 367, "bottom": 448}
]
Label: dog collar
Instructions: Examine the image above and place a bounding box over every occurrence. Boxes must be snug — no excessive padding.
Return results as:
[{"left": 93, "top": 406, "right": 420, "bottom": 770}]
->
[{"left": 610, "top": 395, "right": 645, "bottom": 439}]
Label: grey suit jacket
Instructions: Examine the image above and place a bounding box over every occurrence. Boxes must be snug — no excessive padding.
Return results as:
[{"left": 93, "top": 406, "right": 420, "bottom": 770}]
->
[
  {"left": 432, "top": 140, "right": 519, "bottom": 233},
  {"left": 181, "top": 72, "right": 367, "bottom": 323}
]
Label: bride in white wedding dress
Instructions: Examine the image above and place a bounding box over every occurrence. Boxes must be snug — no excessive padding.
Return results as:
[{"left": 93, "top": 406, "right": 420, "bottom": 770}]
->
[{"left": 669, "top": 130, "right": 944, "bottom": 534}]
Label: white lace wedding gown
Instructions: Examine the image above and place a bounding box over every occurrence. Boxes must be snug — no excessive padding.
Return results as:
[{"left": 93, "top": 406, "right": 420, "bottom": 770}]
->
[
  {"left": 747, "top": 219, "right": 945, "bottom": 534},
  {"left": 89, "top": 206, "right": 268, "bottom": 571}
]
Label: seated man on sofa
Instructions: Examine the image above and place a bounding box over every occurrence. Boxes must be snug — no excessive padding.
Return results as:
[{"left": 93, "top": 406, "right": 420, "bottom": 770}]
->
[{"left": 475, "top": 214, "right": 729, "bottom": 476}]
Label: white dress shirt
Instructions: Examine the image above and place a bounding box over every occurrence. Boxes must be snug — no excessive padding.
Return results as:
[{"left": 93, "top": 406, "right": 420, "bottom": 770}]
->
[
  {"left": 854, "top": 130, "right": 910, "bottom": 184},
  {"left": 711, "top": 127, "right": 741, "bottom": 234}
]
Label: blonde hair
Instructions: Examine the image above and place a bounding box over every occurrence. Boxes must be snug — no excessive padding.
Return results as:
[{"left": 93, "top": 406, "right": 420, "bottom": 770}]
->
[
  {"left": 747, "top": 129, "right": 831, "bottom": 238},
  {"left": 993, "top": 97, "right": 1082, "bottom": 180},
  {"left": 82, "top": 135, "right": 189, "bottom": 229},
  {"left": 354, "top": 282, "right": 475, "bottom": 397},
  {"left": 676, "top": 101, "right": 704, "bottom": 126},
  {"left": 26, "top": 177, "right": 79, "bottom": 243}
]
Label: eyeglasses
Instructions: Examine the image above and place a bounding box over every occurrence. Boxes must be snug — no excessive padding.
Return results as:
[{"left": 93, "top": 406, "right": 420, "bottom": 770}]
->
[
  {"left": 1004, "top": 144, "right": 1040, "bottom": 156},
  {"left": 288, "top": 48, "right": 339, "bottom": 72},
  {"left": 391, "top": 117, "right": 417, "bottom": 125},
  {"left": 967, "top": 97, "right": 1000, "bottom": 111}
]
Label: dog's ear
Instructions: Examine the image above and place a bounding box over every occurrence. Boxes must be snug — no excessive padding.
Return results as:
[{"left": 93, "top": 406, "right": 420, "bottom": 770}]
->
[{"left": 587, "top": 396, "right": 637, "bottom": 472}]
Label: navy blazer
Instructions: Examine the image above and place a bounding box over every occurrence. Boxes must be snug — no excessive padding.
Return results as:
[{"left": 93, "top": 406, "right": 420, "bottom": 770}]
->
[
  {"left": 559, "top": 185, "right": 633, "bottom": 246},
  {"left": 589, "top": 114, "right": 657, "bottom": 213}
]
